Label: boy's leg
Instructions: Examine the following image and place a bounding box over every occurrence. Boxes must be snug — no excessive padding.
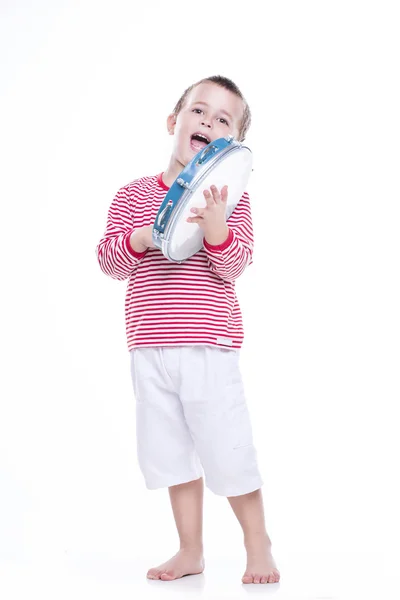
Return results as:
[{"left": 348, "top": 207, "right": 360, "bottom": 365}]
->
[
  {"left": 130, "top": 348, "right": 205, "bottom": 580},
  {"left": 228, "top": 488, "right": 280, "bottom": 584},
  {"left": 178, "top": 346, "right": 280, "bottom": 584},
  {"left": 147, "top": 477, "right": 205, "bottom": 580}
]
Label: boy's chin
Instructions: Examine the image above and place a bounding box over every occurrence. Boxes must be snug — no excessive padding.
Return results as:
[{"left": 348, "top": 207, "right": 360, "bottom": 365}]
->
[
  {"left": 173, "top": 145, "right": 199, "bottom": 169},
  {"left": 179, "top": 151, "right": 195, "bottom": 167},
  {"left": 172, "top": 154, "right": 188, "bottom": 172}
]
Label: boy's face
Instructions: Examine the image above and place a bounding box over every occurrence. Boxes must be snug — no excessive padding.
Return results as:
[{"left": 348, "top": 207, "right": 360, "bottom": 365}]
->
[{"left": 167, "top": 82, "right": 244, "bottom": 169}]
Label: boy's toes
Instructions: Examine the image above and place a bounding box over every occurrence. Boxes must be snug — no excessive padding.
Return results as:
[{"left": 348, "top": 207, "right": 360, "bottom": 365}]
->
[
  {"left": 242, "top": 573, "right": 254, "bottom": 584},
  {"left": 147, "top": 568, "right": 161, "bottom": 579},
  {"left": 254, "top": 574, "right": 261, "bottom": 583},
  {"left": 160, "top": 571, "right": 175, "bottom": 581},
  {"left": 260, "top": 575, "right": 268, "bottom": 583}
]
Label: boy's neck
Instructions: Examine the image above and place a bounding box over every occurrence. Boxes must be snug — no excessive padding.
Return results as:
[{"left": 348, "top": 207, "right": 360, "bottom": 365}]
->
[{"left": 162, "top": 155, "right": 185, "bottom": 188}]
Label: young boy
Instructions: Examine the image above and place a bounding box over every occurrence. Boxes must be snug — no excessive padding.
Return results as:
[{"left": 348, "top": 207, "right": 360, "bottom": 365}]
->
[{"left": 95, "top": 75, "right": 280, "bottom": 585}]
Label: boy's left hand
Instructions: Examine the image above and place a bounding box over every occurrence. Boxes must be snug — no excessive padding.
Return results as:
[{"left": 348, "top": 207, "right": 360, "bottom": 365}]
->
[{"left": 187, "top": 184, "right": 229, "bottom": 244}]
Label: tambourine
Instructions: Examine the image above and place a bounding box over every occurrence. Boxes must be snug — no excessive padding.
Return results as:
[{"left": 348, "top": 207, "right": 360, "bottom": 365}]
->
[{"left": 152, "top": 135, "right": 252, "bottom": 262}]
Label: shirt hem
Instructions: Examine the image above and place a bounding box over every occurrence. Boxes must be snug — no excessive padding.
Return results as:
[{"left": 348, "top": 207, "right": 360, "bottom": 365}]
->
[{"left": 127, "top": 340, "right": 242, "bottom": 351}]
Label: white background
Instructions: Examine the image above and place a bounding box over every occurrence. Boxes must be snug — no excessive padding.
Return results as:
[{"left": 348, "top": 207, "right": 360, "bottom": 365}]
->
[{"left": 1, "top": 1, "right": 399, "bottom": 598}]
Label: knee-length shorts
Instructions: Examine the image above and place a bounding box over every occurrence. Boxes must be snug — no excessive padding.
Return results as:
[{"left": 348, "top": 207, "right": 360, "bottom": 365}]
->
[{"left": 130, "top": 346, "right": 263, "bottom": 497}]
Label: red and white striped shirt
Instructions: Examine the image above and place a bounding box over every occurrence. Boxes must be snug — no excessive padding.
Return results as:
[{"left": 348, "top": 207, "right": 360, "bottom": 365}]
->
[{"left": 95, "top": 173, "right": 254, "bottom": 350}]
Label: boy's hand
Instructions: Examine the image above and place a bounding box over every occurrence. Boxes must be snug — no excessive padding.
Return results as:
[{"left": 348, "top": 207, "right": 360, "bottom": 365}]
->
[
  {"left": 129, "top": 225, "right": 156, "bottom": 253},
  {"left": 187, "top": 185, "right": 230, "bottom": 245}
]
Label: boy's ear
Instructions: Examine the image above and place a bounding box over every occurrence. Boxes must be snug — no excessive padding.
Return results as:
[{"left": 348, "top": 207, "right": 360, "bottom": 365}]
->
[{"left": 167, "top": 113, "right": 176, "bottom": 135}]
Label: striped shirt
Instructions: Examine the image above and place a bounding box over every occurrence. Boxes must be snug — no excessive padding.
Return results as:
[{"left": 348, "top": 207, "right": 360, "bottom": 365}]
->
[{"left": 95, "top": 173, "right": 253, "bottom": 350}]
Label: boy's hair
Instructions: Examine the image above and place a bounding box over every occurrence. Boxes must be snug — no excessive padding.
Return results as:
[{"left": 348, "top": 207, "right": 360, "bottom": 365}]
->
[{"left": 172, "top": 75, "right": 251, "bottom": 141}]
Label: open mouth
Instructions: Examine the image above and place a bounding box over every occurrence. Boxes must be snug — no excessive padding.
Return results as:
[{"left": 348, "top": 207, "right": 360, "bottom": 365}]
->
[{"left": 190, "top": 132, "right": 210, "bottom": 152}]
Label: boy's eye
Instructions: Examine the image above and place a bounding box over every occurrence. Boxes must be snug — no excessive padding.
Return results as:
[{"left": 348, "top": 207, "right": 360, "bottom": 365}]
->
[
  {"left": 192, "top": 108, "right": 203, "bottom": 114},
  {"left": 219, "top": 118, "right": 229, "bottom": 126}
]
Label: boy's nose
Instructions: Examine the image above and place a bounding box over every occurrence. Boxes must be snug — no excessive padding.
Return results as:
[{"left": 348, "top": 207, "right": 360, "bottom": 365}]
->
[{"left": 201, "top": 120, "right": 212, "bottom": 128}]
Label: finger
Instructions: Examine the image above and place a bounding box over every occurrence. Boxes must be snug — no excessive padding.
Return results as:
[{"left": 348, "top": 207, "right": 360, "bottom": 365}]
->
[
  {"left": 203, "top": 189, "right": 215, "bottom": 206},
  {"left": 190, "top": 207, "right": 205, "bottom": 217},
  {"left": 210, "top": 185, "right": 221, "bottom": 204},
  {"left": 221, "top": 185, "right": 228, "bottom": 203},
  {"left": 186, "top": 216, "right": 203, "bottom": 224}
]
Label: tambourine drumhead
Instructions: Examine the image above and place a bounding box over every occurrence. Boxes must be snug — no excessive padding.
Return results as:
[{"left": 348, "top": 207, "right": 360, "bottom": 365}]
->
[{"left": 167, "top": 147, "right": 252, "bottom": 262}]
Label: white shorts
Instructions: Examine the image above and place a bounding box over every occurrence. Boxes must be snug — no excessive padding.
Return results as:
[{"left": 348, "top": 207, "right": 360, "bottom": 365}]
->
[{"left": 129, "top": 346, "right": 263, "bottom": 497}]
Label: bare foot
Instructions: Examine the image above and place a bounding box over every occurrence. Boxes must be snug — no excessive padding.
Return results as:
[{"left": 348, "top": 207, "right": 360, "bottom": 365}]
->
[
  {"left": 147, "top": 548, "right": 205, "bottom": 581},
  {"left": 242, "top": 536, "right": 280, "bottom": 584}
]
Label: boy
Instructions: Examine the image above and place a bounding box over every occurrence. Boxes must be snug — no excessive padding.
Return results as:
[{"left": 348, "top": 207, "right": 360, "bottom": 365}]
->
[{"left": 95, "top": 76, "right": 280, "bottom": 585}]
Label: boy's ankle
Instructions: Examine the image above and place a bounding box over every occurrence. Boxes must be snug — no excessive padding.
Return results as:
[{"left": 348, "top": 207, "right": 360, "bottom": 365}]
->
[
  {"left": 179, "top": 543, "right": 204, "bottom": 554},
  {"left": 244, "top": 531, "right": 271, "bottom": 546}
]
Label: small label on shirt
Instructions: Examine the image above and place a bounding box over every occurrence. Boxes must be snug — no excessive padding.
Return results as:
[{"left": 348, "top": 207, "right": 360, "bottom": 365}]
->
[{"left": 216, "top": 336, "right": 233, "bottom": 347}]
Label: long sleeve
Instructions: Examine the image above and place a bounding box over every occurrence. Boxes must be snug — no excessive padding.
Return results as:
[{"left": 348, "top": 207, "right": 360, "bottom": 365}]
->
[
  {"left": 96, "top": 173, "right": 252, "bottom": 349},
  {"left": 95, "top": 186, "right": 147, "bottom": 281},
  {"left": 203, "top": 192, "right": 254, "bottom": 282}
]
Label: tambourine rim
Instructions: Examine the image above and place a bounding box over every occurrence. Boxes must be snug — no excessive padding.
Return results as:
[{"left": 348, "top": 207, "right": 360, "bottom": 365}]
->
[
  {"left": 162, "top": 144, "right": 252, "bottom": 262},
  {"left": 154, "top": 139, "right": 252, "bottom": 263}
]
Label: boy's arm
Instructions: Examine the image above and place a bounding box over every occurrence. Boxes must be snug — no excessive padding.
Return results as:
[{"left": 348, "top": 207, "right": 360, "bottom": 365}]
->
[
  {"left": 203, "top": 192, "right": 254, "bottom": 282},
  {"left": 95, "top": 186, "right": 149, "bottom": 281}
]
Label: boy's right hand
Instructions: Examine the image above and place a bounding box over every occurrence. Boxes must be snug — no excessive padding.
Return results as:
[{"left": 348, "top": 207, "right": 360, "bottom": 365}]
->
[{"left": 129, "top": 225, "right": 156, "bottom": 253}]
